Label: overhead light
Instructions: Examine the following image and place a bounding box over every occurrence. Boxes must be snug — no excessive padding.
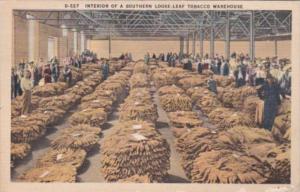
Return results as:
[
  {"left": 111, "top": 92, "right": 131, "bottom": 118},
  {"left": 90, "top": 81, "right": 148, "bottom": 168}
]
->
[
  {"left": 63, "top": 14, "right": 71, "bottom": 19},
  {"left": 60, "top": 24, "right": 66, "bottom": 29},
  {"left": 26, "top": 14, "right": 34, "bottom": 19}
]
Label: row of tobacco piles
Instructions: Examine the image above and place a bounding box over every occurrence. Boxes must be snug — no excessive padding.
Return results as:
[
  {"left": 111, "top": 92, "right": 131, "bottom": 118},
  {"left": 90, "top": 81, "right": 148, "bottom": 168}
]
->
[
  {"left": 100, "top": 61, "right": 170, "bottom": 183},
  {"left": 11, "top": 60, "right": 132, "bottom": 182},
  {"left": 151, "top": 61, "right": 291, "bottom": 184}
]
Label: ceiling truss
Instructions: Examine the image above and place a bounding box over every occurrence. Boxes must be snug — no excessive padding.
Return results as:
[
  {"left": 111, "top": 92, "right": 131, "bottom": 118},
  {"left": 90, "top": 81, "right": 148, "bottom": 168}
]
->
[{"left": 14, "top": 10, "right": 291, "bottom": 40}]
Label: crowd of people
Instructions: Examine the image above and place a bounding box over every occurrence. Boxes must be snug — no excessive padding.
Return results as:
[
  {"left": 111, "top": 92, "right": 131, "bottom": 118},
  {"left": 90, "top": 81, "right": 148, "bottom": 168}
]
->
[
  {"left": 144, "top": 51, "right": 292, "bottom": 130},
  {"left": 11, "top": 49, "right": 99, "bottom": 100}
]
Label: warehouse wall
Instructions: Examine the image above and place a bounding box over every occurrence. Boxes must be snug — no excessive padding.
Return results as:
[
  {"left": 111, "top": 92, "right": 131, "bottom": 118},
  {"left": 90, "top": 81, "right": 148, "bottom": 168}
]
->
[
  {"left": 14, "top": 15, "right": 29, "bottom": 66},
  {"left": 88, "top": 39, "right": 291, "bottom": 60},
  {"left": 13, "top": 15, "right": 84, "bottom": 67},
  {"left": 39, "top": 22, "right": 61, "bottom": 61}
]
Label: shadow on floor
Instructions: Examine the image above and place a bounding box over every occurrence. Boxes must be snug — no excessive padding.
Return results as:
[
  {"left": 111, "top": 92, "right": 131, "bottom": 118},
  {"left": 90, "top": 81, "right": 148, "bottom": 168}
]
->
[
  {"left": 165, "top": 174, "right": 190, "bottom": 183},
  {"left": 77, "top": 159, "right": 91, "bottom": 175},
  {"left": 102, "top": 122, "right": 114, "bottom": 130},
  {"left": 30, "top": 137, "right": 52, "bottom": 151},
  {"left": 156, "top": 121, "right": 169, "bottom": 129}
]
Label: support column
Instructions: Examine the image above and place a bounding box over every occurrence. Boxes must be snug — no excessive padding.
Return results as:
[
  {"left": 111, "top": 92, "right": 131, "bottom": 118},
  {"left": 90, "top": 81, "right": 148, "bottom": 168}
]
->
[
  {"left": 73, "top": 29, "right": 78, "bottom": 55},
  {"left": 186, "top": 33, "right": 190, "bottom": 55},
  {"left": 62, "top": 26, "right": 69, "bottom": 57},
  {"left": 108, "top": 34, "right": 112, "bottom": 59},
  {"left": 225, "top": 11, "right": 231, "bottom": 60},
  {"left": 274, "top": 39, "right": 278, "bottom": 58},
  {"left": 80, "top": 31, "right": 86, "bottom": 53},
  {"left": 199, "top": 28, "right": 204, "bottom": 58},
  {"left": 28, "top": 15, "right": 38, "bottom": 62},
  {"left": 210, "top": 12, "right": 215, "bottom": 58},
  {"left": 179, "top": 36, "right": 184, "bottom": 54},
  {"left": 249, "top": 11, "right": 255, "bottom": 61},
  {"left": 192, "top": 31, "right": 196, "bottom": 57}
]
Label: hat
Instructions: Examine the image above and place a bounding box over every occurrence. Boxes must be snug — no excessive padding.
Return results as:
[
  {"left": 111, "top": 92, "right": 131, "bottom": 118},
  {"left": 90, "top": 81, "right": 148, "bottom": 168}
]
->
[{"left": 283, "top": 65, "right": 291, "bottom": 71}]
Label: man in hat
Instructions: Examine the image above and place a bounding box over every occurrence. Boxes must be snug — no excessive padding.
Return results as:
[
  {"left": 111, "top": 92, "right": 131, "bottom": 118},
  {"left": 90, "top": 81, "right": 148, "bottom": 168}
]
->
[
  {"left": 255, "top": 64, "right": 266, "bottom": 86},
  {"left": 258, "top": 74, "right": 282, "bottom": 130},
  {"left": 270, "top": 64, "right": 283, "bottom": 82}
]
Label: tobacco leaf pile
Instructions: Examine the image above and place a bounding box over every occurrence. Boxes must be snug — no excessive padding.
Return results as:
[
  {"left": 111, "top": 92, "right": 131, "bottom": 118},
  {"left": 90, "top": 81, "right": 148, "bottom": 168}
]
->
[
  {"left": 168, "top": 111, "right": 203, "bottom": 128},
  {"left": 69, "top": 108, "right": 107, "bottom": 127},
  {"left": 195, "top": 94, "right": 222, "bottom": 114},
  {"left": 100, "top": 120, "right": 170, "bottom": 182},
  {"left": 11, "top": 143, "right": 31, "bottom": 167},
  {"left": 151, "top": 68, "right": 175, "bottom": 88},
  {"left": 36, "top": 148, "right": 87, "bottom": 170},
  {"left": 208, "top": 107, "right": 255, "bottom": 129},
  {"left": 18, "top": 164, "right": 77, "bottom": 182},
  {"left": 191, "top": 150, "right": 271, "bottom": 183},
  {"left": 272, "top": 99, "right": 291, "bottom": 143},
  {"left": 219, "top": 86, "right": 257, "bottom": 108},
  {"left": 264, "top": 143, "right": 290, "bottom": 183},
  {"left": 160, "top": 93, "right": 192, "bottom": 112},
  {"left": 175, "top": 128, "right": 220, "bottom": 179},
  {"left": 158, "top": 85, "right": 184, "bottom": 96},
  {"left": 178, "top": 76, "right": 207, "bottom": 90}
]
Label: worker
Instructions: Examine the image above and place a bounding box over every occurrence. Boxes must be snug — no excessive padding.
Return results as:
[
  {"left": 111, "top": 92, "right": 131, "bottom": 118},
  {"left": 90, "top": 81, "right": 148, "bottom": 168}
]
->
[
  {"left": 20, "top": 70, "right": 33, "bottom": 114},
  {"left": 258, "top": 74, "right": 282, "bottom": 131},
  {"left": 102, "top": 60, "right": 110, "bottom": 80},
  {"left": 50, "top": 60, "right": 59, "bottom": 82},
  {"left": 152, "top": 53, "right": 156, "bottom": 59},
  {"left": 144, "top": 53, "right": 150, "bottom": 65},
  {"left": 247, "top": 63, "right": 257, "bottom": 86},
  {"left": 11, "top": 68, "right": 17, "bottom": 99},
  {"left": 187, "top": 59, "right": 193, "bottom": 71},
  {"left": 255, "top": 64, "right": 266, "bottom": 86},
  {"left": 221, "top": 59, "right": 229, "bottom": 76},
  {"left": 270, "top": 64, "right": 283, "bottom": 82},
  {"left": 207, "top": 74, "right": 217, "bottom": 94},
  {"left": 43, "top": 63, "right": 52, "bottom": 84},
  {"left": 196, "top": 59, "right": 203, "bottom": 74},
  {"left": 63, "top": 65, "right": 72, "bottom": 87},
  {"left": 279, "top": 67, "right": 291, "bottom": 97}
]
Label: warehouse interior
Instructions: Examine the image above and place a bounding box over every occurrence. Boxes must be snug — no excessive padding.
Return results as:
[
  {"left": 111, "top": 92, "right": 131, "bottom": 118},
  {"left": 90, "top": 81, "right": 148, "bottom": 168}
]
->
[{"left": 11, "top": 10, "right": 291, "bottom": 183}]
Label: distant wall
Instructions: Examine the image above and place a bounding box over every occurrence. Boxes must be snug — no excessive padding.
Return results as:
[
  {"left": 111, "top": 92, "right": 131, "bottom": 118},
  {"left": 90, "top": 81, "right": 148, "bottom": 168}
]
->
[{"left": 87, "top": 38, "right": 291, "bottom": 60}]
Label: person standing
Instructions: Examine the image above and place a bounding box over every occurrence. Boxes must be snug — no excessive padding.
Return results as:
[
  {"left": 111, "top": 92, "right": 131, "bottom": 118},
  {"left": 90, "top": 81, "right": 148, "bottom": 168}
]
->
[
  {"left": 170, "top": 54, "right": 176, "bottom": 67},
  {"left": 43, "top": 63, "right": 52, "bottom": 84},
  {"left": 63, "top": 65, "right": 72, "bottom": 87},
  {"left": 279, "top": 67, "right": 291, "bottom": 97},
  {"left": 207, "top": 74, "right": 217, "bottom": 94},
  {"left": 196, "top": 59, "right": 203, "bottom": 74},
  {"left": 102, "top": 60, "right": 110, "bottom": 80},
  {"left": 16, "top": 67, "right": 23, "bottom": 96},
  {"left": 255, "top": 64, "right": 266, "bottom": 86},
  {"left": 221, "top": 59, "right": 229, "bottom": 76},
  {"left": 51, "top": 62, "right": 59, "bottom": 82},
  {"left": 247, "top": 63, "right": 257, "bottom": 86},
  {"left": 258, "top": 75, "right": 282, "bottom": 130},
  {"left": 144, "top": 53, "right": 150, "bottom": 65},
  {"left": 11, "top": 68, "right": 17, "bottom": 99},
  {"left": 20, "top": 70, "right": 33, "bottom": 114}
]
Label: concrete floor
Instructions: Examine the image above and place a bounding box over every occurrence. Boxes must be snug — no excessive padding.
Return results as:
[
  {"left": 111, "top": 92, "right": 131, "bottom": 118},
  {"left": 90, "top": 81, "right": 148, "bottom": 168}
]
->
[{"left": 11, "top": 87, "right": 206, "bottom": 183}]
